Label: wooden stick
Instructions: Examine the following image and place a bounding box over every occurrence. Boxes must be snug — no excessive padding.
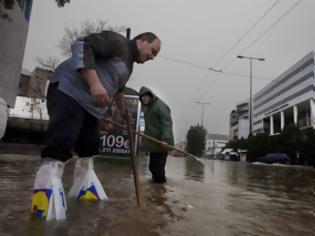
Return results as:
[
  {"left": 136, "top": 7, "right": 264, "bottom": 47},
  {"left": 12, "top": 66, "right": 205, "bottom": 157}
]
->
[
  {"left": 125, "top": 111, "right": 144, "bottom": 208},
  {"left": 103, "top": 118, "right": 204, "bottom": 165},
  {"left": 123, "top": 28, "right": 143, "bottom": 207}
]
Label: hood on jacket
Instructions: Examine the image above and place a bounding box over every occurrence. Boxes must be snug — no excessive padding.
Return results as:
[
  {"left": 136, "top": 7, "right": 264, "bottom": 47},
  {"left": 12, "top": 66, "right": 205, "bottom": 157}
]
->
[{"left": 139, "top": 87, "right": 157, "bottom": 103}]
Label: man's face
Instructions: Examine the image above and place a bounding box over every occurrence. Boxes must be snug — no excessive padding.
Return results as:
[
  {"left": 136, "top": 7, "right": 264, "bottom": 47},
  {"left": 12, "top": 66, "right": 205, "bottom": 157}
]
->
[
  {"left": 140, "top": 95, "right": 152, "bottom": 105},
  {"left": 136, "top": 38, "right": 161, "bottom": 64}
]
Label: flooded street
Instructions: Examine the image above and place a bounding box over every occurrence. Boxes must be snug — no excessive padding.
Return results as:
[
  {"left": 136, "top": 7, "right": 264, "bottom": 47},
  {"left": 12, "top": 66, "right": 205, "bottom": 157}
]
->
[{"left": 0, "top": 154, "right": 314, "bottom": 236}]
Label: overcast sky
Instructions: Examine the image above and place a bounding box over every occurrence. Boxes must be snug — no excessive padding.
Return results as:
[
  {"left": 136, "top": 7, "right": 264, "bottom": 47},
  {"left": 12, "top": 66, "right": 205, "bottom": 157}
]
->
[{"left": 22, "top": 0, "right": 315, "bottom": 142}]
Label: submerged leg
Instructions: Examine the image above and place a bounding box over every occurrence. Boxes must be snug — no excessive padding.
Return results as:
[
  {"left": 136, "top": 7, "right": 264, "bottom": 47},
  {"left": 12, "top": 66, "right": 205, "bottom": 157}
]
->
[{"left": 149, "top": 152, "right": 168, "bottom": 183}]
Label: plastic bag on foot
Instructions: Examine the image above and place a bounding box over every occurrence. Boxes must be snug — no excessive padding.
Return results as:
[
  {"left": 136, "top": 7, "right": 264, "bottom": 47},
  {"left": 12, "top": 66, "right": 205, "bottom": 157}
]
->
[
  {"left": 68, "top": 158, "right": 107, "bottom": 201},
  {"left": 31, "top": 161, "right": 66, "bottom": 220}
]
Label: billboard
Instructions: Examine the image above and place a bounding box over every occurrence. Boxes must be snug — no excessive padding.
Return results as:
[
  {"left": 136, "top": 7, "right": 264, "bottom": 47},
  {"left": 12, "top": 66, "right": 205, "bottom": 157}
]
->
[{"left": 99, "top": 95, "right": 140, "bottom": 157}]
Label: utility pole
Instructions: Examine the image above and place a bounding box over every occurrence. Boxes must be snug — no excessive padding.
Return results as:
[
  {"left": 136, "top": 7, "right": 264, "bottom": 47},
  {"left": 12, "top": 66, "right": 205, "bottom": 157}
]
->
[
  {"left": 196, "top": 101, "right": 210, "bottom": 127},
  {"left": 237, "top": 55, "right": 265, "bottom": 135}
]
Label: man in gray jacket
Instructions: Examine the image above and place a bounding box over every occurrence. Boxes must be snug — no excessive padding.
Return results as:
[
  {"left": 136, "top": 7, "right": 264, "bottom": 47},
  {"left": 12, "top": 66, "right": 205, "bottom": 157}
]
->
[{"left": 31, "top": 31, "right": 161, "bottom": 220}]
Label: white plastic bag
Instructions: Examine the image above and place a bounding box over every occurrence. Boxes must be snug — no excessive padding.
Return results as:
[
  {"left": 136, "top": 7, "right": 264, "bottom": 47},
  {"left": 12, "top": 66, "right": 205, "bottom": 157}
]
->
[
  {"left": 68, "top": 158, "right": 107, "bottom": 201},
  {"left": 31, "top": 161, "right": 66, "bottom": 220}
]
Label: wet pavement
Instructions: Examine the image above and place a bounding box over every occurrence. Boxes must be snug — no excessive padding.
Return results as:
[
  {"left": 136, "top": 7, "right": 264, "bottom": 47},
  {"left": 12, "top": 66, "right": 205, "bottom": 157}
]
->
[{"left": 0, "top": 154, "right": 314, "bottom": 236}]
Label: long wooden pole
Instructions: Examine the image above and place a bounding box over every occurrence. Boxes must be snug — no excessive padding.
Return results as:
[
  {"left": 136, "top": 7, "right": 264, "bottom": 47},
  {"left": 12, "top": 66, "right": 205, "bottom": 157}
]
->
[
  {"left": 103, "top": 118, "right": 204, "bottom": 165},
  {"left": 125, "top": 110, "right": 144, "bottom": 208},
  {"left": 124, "top": 27, "right": 144, "bottom": 207}
]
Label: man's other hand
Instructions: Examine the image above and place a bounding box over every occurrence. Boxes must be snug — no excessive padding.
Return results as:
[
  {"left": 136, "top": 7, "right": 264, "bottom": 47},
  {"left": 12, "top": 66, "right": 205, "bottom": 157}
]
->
[
  {"left": 90, "top": 83, "right": 110, "bottom": 107},
  {"left": 160, "top": 141, "right": 169, "bottom": 148}
]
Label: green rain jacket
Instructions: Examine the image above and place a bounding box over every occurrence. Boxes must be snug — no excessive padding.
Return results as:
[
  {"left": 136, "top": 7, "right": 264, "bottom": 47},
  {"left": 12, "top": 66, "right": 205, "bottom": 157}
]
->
[{"left": 139, "top": 87, "right": 174, "bottom": 152}]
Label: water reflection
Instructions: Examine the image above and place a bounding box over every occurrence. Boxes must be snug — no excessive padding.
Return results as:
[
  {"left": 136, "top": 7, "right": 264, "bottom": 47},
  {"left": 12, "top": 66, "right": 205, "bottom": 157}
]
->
[
  {"left": 184, "top": 156, "right": 205, "bottom": 181},
  {"left": 0, "top": 154, "right": 314, "bottom": 236},
  {"left": 145, "top": 183, "right": 184, "bottom": 225}
]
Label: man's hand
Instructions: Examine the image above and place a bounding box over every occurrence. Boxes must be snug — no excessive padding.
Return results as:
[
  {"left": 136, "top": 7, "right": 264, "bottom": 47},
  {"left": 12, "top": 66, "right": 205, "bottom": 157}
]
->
[
  {"left": 90, "top": 82, "right": 110, "bottom": 107},
  {"left": 121, "top": 109, "right": 130, "bottom": 121},
  {"left": 100, "top": 117, "right": 114, "bottom": 130},
  {"left": 118, "top": 109, "right": 132, "bottom": 124},
  {"left": 79, "top": 68, "right": 111, "bottom": 107},
  {"left": 160, "top": 141, "right": 169, "bottom": 149}
]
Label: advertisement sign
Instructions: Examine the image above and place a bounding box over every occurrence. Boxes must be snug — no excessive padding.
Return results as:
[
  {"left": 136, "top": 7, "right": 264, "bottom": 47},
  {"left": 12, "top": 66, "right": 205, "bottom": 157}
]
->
[{"left": 99, "top": 95, "right": 140, "bottom": 157}]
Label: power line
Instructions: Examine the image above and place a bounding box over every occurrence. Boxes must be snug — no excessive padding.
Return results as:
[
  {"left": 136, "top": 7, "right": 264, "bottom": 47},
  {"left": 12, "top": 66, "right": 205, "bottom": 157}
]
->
[
  {"left": 209, "top": 67, "right": 271, "bottom": 81},
  {"left": 186, "top": 0, "right": 280, "bottom": 109},
  {"left": 220, "top": 0, "right": 304, "bottom": 71},
  {"left": 241, "top": 0, "right": 303, "bottom": 54},
  {"left": 159, "top": 55, "right": 208, "bottom": 70},
  {"left": 211, "top": 0, "right": 280, "bottom": 68},
  {"left": 177, "top": 70, "right": 210, "bottom": 117},
  {"left": 159, "top": 55, "right": 212, "bottom": 117},
  {"left": 168, "top": 0, "right": 281, "bottom": 120},
  {"left": 198, "top": 0, "right": 304, "bottom": 102},
  {"left": 196, "top": 101, "right": 211, "bottom": 127},
  {"left": 160, "top": 55, "right": 271, "bottom": 81},
  {"left": 167, "top": 0, "right": 305, "bottom": 125},
  {"left": 171, "top": 58, "right": 272, "bottom": 118}
]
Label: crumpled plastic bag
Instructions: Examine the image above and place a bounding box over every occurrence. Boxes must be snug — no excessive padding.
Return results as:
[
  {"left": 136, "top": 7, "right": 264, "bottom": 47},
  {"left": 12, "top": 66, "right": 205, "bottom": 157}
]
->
[
  {"left": 68, "top": 158, "right": 108, "bottom": 201},
  {"left": 31, "top": 161, "right": 66, "bottom": 220}
]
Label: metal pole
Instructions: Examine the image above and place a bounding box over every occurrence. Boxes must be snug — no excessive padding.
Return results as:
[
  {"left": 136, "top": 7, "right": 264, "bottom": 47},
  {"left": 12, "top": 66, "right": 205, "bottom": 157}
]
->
[
  {"left": 196, "top": 101, "right": 210, "bottom": 127},
  {"left": 126, "top": 28, "right": 131, "bottom": 40},
  {"left": 201, "top": 104, "right": 205, "bottom": 127},
  {"left": 249, "top": 59, "right": 253, "bottom": 135},
  {"left": 237, "top": 55, "right": 265, "bottom": 136}
]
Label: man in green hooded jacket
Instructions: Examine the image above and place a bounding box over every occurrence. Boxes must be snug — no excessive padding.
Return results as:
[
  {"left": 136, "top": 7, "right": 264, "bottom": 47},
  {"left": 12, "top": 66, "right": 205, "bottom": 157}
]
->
[{"left": 139, "top": 87, "right": 174, "bottom": 183}]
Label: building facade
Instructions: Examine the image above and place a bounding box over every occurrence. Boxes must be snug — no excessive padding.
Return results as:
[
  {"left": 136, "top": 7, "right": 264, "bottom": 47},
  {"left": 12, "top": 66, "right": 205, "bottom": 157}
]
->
[
  {"left": 229, "top": 110, "right": 238, "bottom": 140},
  {"left": 229, "top": 101, "right": 249, "bottom": 140},
  {"left": 18, "top": 67, "right": 52, "bottom": 98},
  {"left": 253, "top": 51, "right": 315, "bottom": 135},
  {"left": 205, "top": 133, "right": 228, "bottom": 156},
  {"left": 8, "top": 68, "right": 51, "bottom": 134},
  {"left": 230, "top": 51, "right": 315, "bottom": 138}
]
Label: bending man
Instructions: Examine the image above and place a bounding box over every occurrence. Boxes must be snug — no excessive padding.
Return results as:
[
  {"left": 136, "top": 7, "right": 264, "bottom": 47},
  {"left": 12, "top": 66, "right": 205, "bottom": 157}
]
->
[{"left": 31, "top": 31, "right": 161, "bottom": 220}]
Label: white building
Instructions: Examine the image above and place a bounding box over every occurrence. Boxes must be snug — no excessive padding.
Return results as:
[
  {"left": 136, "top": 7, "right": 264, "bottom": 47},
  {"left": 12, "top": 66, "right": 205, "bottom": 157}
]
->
[
  {"left": 253, "top": 51, "right": 315, "bottom": 135},
  {"left": 6, "top": 68, "right": 51, "bottom": 134},
  {"left": 205, "top": 133, "right": 228, "bottom": 156},
  {"left": 229, "top": 101, "right": 249, "bottom": 140}
]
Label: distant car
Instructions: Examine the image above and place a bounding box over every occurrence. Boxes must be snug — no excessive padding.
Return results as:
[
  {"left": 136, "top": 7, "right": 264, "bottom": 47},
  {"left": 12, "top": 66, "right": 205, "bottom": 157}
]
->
[
  {"left": 258, "top": 153, "right": 289, "bottom": 164},
  {"left": 218, "top": 149, "right": 240, "bottom": 161},
  {"left": 229, "top": 152, "right": 240, "bottom": 161}
]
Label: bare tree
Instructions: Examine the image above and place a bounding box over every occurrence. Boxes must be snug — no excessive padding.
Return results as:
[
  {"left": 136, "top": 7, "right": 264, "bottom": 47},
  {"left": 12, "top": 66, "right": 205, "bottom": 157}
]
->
[
  {"left": 58, "top": 20, "right": 127, "bottom": 56},
  {"left": 25, "top": 84, "right": 44, "bottom": 131},
  {"left": 36, "top": 56, "right": 60, "bottom": 72},
  {"left": 37, "top": 20, "right": 126, "bottom": 67}
]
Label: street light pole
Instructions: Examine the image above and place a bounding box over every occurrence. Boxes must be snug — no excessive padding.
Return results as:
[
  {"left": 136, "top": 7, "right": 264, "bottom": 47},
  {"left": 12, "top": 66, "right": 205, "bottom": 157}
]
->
[
  {"left": 196, "top": 101, "right": 210, "bottom": 127},
  {"left": 250, "top": 58, "right": 253, "bottom": 135},
  {"left": 237, "top": 55, "right": 265, "bottom": 135}
]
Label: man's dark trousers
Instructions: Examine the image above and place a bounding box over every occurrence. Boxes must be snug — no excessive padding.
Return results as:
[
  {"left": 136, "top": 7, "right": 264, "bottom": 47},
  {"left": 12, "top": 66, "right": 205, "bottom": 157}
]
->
[{"left": 149, "top": 152, "right": 168, "bottom": 183}]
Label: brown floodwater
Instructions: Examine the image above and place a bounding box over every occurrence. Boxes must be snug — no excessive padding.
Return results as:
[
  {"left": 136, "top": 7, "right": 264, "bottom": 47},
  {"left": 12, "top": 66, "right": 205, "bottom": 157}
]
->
[{"left": 0, "top": 154, "right": 314, "bottom": 236}]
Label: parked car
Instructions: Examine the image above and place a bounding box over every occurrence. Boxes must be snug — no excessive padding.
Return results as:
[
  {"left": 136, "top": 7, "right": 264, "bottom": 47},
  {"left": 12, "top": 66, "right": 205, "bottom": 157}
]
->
[
  {"left": 258, "top": 153, "right": 289, "bottom": 164},
  {"left": 218, "top": 149, "right": 240, "bottom": 161}
]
